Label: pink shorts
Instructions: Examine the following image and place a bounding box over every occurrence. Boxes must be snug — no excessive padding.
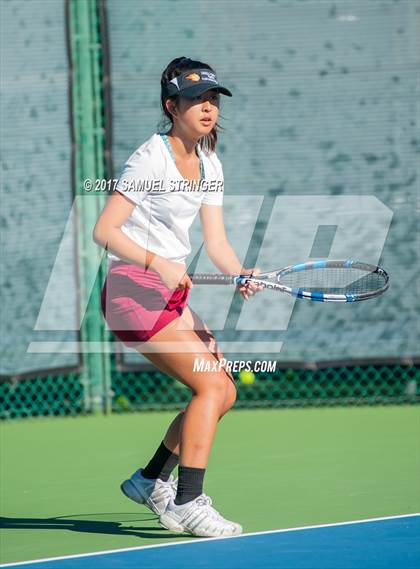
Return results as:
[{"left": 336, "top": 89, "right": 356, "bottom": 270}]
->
[{"left": 101, "top": 260, "right": 190, "bottom": 346}]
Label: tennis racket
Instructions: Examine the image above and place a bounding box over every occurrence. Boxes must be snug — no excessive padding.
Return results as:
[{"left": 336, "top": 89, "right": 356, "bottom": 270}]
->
[{"left": 190, "top": 260, "right": 390, "bottom": 303}]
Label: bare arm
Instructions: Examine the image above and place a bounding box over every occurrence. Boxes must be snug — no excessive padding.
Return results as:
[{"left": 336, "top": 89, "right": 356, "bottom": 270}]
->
[
  {"left": 199, "top": 204, "right": 262, "bottom": 300},
  {"left": 92, "top": 192, "right": 160, "bottom": 269},
  {"left": 93, "top": 192, "right": 192, "bottom": 289}
]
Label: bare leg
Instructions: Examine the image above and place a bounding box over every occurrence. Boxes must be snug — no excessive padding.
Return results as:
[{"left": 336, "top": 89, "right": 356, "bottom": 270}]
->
[
  {"left": 162, "top": 411, "right": 185, "bottom": 454},
  {"left": 133, "top": 307, "right": 236, "bottom": 468}
]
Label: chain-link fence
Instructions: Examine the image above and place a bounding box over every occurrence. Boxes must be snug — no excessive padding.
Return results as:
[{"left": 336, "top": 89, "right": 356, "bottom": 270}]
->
[
  {"left": 94, "top": 361, "right": 420, "bottom": 412},
  {"left": 1, "top": 359, "right": 418, "bottom": 419},
  {"left": 0, "top": 371, "right": 85, "bottom": 420}
]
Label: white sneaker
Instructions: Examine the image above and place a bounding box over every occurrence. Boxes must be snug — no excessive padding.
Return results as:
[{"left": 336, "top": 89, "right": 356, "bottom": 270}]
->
[
  {"left": 120, "top": 468, "right": 178, "bottom": 516},
  {"left": 159, "top": 493, "right": 243, "bottom": 537}
]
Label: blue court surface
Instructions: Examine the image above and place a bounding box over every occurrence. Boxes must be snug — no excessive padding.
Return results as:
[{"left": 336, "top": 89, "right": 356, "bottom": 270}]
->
[{"left": 2, "top": 514, "right": 419, "bottom": 569}]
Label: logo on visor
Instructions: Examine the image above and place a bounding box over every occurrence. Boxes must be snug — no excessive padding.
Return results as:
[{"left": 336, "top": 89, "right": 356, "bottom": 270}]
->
[
  {"left": 201, "top": 71, "right": 218, "bottom": 84},
  {"left": 185, "top": 73, "right": 201, "bottom": 82}
]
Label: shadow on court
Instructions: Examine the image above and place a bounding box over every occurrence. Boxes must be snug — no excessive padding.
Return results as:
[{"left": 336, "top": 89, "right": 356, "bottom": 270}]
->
[{"left": 0, "top": 514, "right": 188, "bottom": 540}]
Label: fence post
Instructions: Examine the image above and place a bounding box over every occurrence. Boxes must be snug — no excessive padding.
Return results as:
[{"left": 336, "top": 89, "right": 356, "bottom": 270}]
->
[{"left": 68, "top": 0, "right": 112, "bottom": 414}]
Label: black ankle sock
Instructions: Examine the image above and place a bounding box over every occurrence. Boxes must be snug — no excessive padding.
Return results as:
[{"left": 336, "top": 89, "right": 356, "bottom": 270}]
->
[
  {"left": 158, "top": 451, "right": 179, "bottom": 482},
  {"left": 174, "top": 466, "right": 206, "bottom": 505},
  {"left": 142, "top": 441, "right": 179, "bottom": 481}
]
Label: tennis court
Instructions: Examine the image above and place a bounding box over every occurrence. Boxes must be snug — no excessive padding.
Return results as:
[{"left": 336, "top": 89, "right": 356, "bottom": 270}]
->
[
  {"left": 1, "top": 0, "right": 419, "bottom": 567},
  {"left": 1, "top": 407, "right": 419, "bottom": 566}
]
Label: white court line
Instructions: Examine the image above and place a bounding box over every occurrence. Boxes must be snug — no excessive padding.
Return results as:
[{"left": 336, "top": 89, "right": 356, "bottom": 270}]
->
[{"left": 1, "top": 512, "right": 418, "bottom": 567}]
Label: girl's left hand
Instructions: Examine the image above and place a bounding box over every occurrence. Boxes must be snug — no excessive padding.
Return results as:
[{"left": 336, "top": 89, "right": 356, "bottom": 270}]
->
[{"left": 237, "top": 267, "right": 264, "bottom": 301}]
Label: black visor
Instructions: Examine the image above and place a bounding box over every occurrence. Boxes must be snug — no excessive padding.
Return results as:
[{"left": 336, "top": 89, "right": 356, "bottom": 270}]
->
[{"left": 162, "top": 69, "right": 232, "bottom": 99}]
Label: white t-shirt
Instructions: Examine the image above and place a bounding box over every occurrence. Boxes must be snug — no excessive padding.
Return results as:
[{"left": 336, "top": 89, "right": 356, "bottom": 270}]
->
[{"left": 108, "top": 133, "right": 224, "bottom": 264}]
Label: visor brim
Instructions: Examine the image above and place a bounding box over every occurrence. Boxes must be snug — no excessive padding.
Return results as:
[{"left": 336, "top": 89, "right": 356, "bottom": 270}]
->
[{"left": 179, "top": 83, "right": 232, "bottom": 98}]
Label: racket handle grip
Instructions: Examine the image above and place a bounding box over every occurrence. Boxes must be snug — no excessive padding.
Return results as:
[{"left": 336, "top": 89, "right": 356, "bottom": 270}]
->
[{"left": 189, "top": 273, "right": 236, "bottom": 285}]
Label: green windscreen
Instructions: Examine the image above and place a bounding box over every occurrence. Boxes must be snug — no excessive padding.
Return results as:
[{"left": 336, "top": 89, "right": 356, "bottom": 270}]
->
[
  {"left": 0, "top": 0, "right": 418, "bottom": 419},
  {"left": 106, "top": 0, "right": 419, "bottom": 366},
  {"left": 0, "top": 0, "right": 79, "bottom": 375}
]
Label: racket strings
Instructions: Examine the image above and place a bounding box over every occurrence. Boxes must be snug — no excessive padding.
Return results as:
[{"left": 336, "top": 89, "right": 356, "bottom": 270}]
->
[{"left": 278, "top": 268, "right": 385, "bottom": 294}]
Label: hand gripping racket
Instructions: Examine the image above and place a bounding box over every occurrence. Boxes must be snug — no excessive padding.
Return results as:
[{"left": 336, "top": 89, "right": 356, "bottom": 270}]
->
[{"left": 190, "top": 260, "right": 390, "bottom": 303}]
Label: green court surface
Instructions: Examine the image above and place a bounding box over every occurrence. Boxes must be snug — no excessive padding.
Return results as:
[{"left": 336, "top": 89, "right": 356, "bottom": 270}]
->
[{"left": 1, "top": 406, "right": 419, "bottom": 564}]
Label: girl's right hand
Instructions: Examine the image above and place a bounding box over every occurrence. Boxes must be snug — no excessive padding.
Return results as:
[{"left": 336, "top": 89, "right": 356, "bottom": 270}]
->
[{"left": 154, "top": 258, "right": 193, "bottom": 290}]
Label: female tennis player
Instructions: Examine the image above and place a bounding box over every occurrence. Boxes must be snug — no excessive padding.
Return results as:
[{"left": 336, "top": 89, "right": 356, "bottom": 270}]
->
[{"left": 93, "top": 57, "right": 261, "bottom": 537}]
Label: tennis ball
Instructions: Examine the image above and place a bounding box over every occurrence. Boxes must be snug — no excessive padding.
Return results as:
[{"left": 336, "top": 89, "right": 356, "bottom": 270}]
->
[
  {"left": 115, "top": 395, "right": 131, "bottom": 410},
  {"left": 239, "top": 370, "right": 256, "bottom": 384}
]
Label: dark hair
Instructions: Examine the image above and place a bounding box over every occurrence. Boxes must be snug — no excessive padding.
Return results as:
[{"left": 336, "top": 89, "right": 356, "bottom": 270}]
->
[{"left": 159, "top": 57, "right": 223, "bottom": 154}]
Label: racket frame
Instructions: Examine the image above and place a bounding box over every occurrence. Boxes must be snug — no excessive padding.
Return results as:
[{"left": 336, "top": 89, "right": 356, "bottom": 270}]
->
[{"left": 191, "top": 260, "right": 390, "bottom": 303}]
